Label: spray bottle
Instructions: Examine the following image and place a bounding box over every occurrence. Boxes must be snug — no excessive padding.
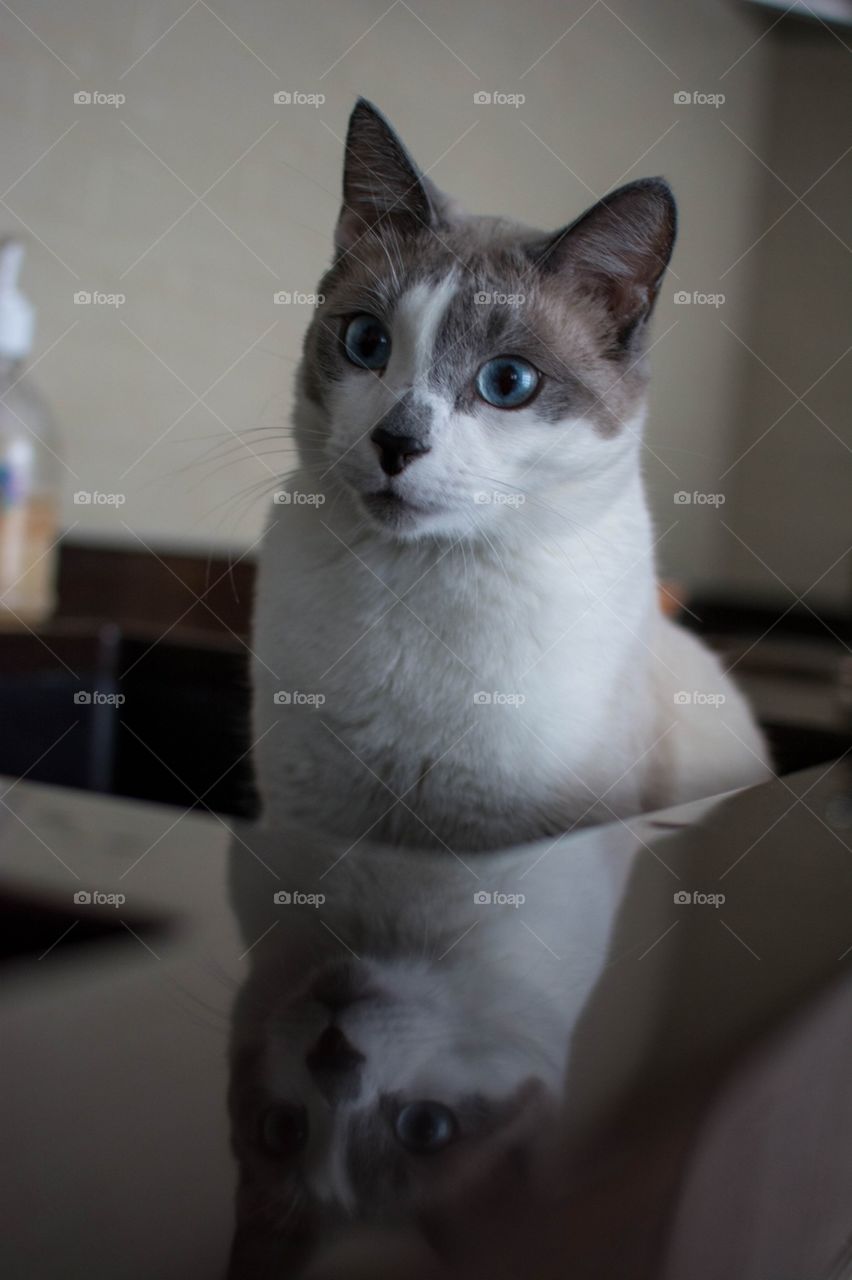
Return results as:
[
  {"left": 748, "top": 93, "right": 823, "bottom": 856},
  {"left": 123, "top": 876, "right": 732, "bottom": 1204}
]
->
[{"left": 0, "top": 238, "right": 62, "bottom": 627}]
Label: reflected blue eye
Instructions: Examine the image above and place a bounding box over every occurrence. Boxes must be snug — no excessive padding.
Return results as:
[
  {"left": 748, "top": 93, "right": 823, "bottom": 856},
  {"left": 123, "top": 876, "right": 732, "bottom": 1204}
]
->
[
  {"left": 394, "top": 1101, "right": 457, "bottom": 1153},
  {"left": 475, "top": 357, "right": 540, "bottom": 409},
  {"left": 343, "top": 313, "right": 391, "bottom": 370}
]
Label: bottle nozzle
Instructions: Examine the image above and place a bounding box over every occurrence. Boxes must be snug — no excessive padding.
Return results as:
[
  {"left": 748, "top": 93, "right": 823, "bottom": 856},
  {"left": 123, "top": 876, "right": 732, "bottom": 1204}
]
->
[
  {"left": 0, "top": 236, "right": 35, "bottom": 360},
  {"left": 0, "top": 238, "right": 25, "bottom": 292}
]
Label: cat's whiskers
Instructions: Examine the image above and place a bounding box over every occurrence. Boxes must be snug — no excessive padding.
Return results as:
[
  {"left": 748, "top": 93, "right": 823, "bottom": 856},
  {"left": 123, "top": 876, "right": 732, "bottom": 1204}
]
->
[{"left": 200, "top": 461, "right": 329, "bottom": 540}]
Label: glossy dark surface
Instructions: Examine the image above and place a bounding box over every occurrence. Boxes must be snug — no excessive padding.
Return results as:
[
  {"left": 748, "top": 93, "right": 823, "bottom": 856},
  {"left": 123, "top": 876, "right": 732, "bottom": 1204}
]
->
[{"left": 2, "top": 760, "right": 852, "bottom": 1278}]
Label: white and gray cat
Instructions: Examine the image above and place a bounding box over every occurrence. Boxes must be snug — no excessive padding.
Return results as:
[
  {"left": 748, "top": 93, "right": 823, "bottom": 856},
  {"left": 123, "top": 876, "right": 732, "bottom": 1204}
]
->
[
  {"left": 225, "top": 816, "right": 648, "bottom": 1277},
  {"left": 252, "top": 98, "right": 770, "bottom": 850}
]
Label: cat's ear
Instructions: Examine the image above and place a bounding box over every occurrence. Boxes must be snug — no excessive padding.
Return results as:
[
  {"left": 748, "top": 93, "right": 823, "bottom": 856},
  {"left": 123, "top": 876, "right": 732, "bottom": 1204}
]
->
[
  {"left": 335, "top": 98, "right": 443, "bottom": 254},
  {"left": 529, "top": 178, "right": 677, "bottom": 349}
]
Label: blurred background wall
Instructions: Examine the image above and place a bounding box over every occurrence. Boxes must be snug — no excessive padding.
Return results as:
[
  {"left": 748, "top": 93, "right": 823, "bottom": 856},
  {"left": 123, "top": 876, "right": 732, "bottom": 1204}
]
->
[{"left": 0, "top": 0, "right": 849, "bottom": 607}]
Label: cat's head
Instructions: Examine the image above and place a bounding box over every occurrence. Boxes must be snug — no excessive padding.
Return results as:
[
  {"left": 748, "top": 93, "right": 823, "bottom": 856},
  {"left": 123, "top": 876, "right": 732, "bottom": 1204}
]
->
[
  {"left": 227, "top": 954, "right": 557, "bottom": 1275},
  {"left": 296, "top": 98, "right": 676, "bottom": 542}
]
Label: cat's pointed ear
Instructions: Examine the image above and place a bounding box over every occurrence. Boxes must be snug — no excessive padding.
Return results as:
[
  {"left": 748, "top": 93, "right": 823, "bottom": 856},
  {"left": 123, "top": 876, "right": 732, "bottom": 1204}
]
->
[
  {"left": 529, "top": 178, "right": 677, "bottom": 349},
  {"left": 335, "top": 98, "right": 442, "bottom": 254}
]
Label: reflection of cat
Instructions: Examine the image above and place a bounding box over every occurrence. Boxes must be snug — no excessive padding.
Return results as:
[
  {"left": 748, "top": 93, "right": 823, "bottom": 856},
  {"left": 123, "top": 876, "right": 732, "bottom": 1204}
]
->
[
  {"left": 226, "top": 773, "right": 852, "bottom": 1279},
  {"left": 226, "top": 822, "right": 639, "bottom": 1276}
]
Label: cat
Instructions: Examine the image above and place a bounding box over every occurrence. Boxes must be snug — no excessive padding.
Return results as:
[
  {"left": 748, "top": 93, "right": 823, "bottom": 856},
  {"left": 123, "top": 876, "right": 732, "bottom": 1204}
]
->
[
  {"left": 225, "top": 818, "right": 640, "bottom": 1277},
  {"left": 251, "top": 98, "right": 771, "bottom": 851}
]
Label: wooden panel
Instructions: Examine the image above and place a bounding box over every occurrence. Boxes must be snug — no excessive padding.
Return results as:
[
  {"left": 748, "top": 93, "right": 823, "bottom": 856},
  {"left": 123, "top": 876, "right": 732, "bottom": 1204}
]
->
[{"left": 56, "top": 542, "right": 256, "bottom": 639}]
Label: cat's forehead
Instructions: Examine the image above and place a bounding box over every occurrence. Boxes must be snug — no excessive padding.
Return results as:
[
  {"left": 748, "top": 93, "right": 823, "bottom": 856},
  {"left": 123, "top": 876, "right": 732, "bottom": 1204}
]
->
[{"left": 325, "top": 219, "right": 555, "bottom": 319}]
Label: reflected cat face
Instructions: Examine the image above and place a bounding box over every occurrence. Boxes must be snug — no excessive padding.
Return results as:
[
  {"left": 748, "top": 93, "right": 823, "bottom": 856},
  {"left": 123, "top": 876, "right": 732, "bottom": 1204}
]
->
[{"left": 227, "top": 954, "right": 559, "bottom": 1276}]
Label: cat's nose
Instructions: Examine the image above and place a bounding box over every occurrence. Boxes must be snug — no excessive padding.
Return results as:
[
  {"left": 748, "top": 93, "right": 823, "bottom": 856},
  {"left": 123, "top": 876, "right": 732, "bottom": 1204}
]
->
[
  {"left": 306, "top": 1026, "right": 365, "bottom": 1103},
  {"left": 370, "top": 426, "right": 431, "bottom": 476}
]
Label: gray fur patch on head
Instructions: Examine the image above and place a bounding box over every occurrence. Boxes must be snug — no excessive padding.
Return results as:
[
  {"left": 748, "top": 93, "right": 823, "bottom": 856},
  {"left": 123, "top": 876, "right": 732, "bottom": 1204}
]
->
[
  {"left": 302, "top": 218, "right": 650, "bottom": 438},
  {"left": 422, "top": 231, "right": 650, "bottom": 436},
  {"left": 300, "top": 99, "right": 676, "bottom": 441}
]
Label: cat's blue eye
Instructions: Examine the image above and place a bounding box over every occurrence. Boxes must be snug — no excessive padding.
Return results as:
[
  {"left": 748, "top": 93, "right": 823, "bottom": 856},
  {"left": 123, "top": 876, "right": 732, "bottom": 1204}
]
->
[
  {"left": 394, "top": 1101, "right": 458, "bottom": 1153},
  {"left": 475, "top": 356, "right": 540, "bottom": 409},
  {"left": 342, "top": 313, "right": 391, "bottom": 370}
]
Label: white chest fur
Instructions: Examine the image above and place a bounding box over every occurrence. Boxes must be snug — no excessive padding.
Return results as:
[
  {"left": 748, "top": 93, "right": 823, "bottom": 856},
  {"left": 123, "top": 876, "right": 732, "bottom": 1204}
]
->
[{"left": 252, "top": 476, "right": 668, "bottom": 851}]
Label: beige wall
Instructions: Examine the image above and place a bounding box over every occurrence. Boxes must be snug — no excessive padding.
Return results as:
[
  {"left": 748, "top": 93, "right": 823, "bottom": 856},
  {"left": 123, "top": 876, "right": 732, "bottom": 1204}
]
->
[
  {"left": 721, "top": 19, "right": 852, "bottom": 610},
  {"left": 5, "top": 0, "right": 840, "bottom": 605}
]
